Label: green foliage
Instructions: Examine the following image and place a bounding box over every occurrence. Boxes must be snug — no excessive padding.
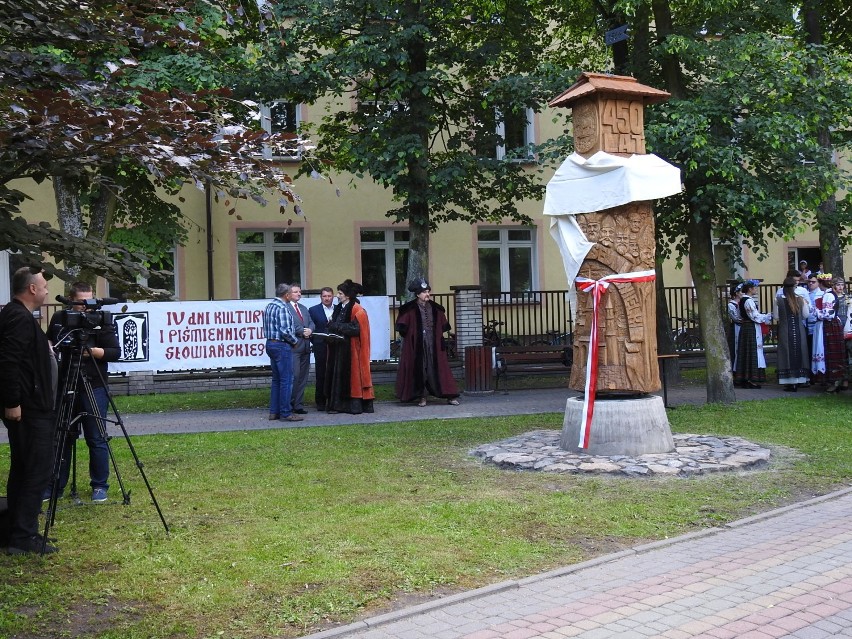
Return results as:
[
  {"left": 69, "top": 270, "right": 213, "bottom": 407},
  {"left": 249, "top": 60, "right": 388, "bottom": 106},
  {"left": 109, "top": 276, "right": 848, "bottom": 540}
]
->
[
  {"left": 0, "top": 0, "right": 300, "bottom": 292},
  {"left": 257, "top": 0, "right": 577, "bottom": 239},
  {"left": 646, "top": 31, "right": 852, "bottom": 262}
]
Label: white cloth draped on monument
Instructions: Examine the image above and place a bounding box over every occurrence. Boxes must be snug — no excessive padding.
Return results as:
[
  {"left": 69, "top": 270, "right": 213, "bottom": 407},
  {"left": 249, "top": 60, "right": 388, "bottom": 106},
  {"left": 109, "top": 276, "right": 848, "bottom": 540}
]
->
[{"left": 543, "top": 151, "right": 682, "bottom": 288}]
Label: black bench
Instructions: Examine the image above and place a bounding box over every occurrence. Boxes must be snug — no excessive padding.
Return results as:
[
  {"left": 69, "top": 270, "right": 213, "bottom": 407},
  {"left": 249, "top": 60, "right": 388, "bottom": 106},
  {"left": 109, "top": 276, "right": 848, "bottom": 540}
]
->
[{"left": 494, "top": 345, "right": 572, "bottom": 390}]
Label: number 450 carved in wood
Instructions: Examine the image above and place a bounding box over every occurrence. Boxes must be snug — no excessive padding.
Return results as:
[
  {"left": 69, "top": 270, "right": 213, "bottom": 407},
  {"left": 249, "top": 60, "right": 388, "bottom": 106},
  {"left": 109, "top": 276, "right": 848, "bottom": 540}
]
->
[{"left": 601, "top": 99, "right": 643, "bottom": 135}]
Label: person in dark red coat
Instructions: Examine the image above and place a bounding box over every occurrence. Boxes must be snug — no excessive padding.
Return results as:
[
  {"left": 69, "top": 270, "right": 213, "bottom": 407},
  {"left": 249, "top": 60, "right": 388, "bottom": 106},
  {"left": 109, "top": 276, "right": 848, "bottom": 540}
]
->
[{"left": 394, "top": 280, "right": 460, "bottom": 407}]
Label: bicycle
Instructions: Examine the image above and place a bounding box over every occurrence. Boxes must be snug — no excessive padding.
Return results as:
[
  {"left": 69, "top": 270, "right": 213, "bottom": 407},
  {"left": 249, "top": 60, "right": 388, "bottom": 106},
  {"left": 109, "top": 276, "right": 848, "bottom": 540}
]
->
[
  {"left": 530, "top": 326, "right": 574, "bottom": 347},
  {"left": 530, "top": 325, "right": 574, "bottom": 367},
  {"left": 482, "top": 319, "right": 520, "bottom": 347},
  {"left": 671, "top": 316, "right": 702, "bottom": 351},
  {"left": 443, "top": 331, "right": 457, "bottom": 359}
]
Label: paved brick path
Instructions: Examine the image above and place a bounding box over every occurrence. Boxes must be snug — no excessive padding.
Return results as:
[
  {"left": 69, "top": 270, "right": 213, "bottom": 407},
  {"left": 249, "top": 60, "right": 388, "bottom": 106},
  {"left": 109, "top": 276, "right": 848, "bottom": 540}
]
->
[{"left": 307, "top": 488, "right": 852, "bottom": 639}]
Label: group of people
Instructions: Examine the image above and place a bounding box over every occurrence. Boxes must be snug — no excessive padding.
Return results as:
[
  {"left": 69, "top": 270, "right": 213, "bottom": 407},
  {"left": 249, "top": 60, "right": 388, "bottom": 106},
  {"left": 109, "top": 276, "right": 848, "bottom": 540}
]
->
[
  {"left": 263, "top": 278, "right": 460, "bottom": 421},
  {"left": 1, "top": 268, "right": 119, "bottom": 555},
  {"left": 263, "top": 279, "right": 375, "bottom": 420},
  {"left": 728, "top": 268, "right": 850, "bottom": 393}
]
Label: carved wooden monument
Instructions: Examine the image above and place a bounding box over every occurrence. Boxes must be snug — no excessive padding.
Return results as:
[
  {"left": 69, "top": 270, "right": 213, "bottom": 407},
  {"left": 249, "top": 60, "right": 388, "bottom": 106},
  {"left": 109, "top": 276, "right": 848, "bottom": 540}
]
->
[{"left": 544, "top": 73, "right": 682, "bottom": 455}]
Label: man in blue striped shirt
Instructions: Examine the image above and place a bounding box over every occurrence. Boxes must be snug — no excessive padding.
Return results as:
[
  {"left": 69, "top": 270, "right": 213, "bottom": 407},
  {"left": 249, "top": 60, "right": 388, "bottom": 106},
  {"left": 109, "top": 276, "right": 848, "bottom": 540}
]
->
[{"left": 263, "top": 283, "right": 302, "bottom": 422}]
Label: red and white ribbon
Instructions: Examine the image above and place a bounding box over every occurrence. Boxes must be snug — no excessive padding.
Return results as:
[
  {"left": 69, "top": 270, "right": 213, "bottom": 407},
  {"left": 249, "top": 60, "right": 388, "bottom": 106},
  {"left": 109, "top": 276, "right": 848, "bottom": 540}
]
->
[{"left": 574, "top": 269, "right": 656, "bottom": 448}]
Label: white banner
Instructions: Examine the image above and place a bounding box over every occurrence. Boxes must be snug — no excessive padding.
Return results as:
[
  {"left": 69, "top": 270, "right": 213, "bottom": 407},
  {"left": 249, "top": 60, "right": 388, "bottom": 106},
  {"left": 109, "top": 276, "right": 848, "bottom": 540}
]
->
[{"left": 106, "top": 297, "right": 391, "bottom": 373}]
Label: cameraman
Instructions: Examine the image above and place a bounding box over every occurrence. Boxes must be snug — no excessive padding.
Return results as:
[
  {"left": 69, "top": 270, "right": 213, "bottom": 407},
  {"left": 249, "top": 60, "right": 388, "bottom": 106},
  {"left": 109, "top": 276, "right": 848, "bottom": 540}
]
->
[{"left": 47, "top": 282, "right": 120, "bottom": 503}]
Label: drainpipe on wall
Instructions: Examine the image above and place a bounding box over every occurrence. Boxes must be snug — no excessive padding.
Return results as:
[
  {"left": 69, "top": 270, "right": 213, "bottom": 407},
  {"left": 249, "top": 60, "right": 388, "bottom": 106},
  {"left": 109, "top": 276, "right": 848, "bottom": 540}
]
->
[{"left": 205, "top": 181, "right": 214, "bottom": 300}]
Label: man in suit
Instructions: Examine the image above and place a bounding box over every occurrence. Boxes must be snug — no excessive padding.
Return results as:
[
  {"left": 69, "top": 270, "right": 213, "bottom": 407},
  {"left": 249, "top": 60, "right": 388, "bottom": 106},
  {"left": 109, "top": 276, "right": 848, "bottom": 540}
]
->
[
  {"left": 286, "top": 284, "right": 314, "bottom": 415},
  {"left": 309, "top": 287, "right": 335, "bottom": 411}
]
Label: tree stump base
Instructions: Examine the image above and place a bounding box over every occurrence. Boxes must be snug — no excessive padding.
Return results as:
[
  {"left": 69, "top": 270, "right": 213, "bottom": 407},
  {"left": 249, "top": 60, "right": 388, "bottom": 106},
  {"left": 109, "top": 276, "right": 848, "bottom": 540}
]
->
[{"left": 560, "top": 395, "right": 674, "bottom": 456}]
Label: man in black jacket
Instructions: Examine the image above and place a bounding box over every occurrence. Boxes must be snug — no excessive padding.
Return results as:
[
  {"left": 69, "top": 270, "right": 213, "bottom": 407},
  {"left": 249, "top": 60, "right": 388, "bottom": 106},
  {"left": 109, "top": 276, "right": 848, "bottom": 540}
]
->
[
  {"left": 47, "top": 282, "right": 120, "bottom": 503},
  {"left": 0, "top": 266, "right": 57, "bottom": 554},
  {"left": 309, "top": 287, "right": 335, "bottom": 411}
]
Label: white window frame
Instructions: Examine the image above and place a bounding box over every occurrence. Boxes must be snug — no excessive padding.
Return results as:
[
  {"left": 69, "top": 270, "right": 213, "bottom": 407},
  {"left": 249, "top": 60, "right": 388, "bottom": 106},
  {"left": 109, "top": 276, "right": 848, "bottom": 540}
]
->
[
  {"left": 259, "top": 101, "right": 302, "bottom": 161},
  {"left": 496, "top": 107, "right": 535, "bottom": 161},
  {"left": 0, "top": 250, "right": 11, "bottom": 303},
  {"left": 477, "top": 226, "right": 538, "bottom": 294},
  {"left": 360, "top": 228, "right": 409, "bottom": 297},
  {"left": 236, "top": 229, "right": 304, "bottom": 299},
  {"left": 105, "top": 247, "right": 180, "bottom": 301},
  {"left": 144, "top": 247, "right": 179, "bottom": 299}
]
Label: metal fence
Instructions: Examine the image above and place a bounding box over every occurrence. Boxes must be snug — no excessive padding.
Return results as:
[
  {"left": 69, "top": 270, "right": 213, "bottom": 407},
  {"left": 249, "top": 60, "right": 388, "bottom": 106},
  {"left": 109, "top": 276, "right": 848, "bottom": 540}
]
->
[
  {"left": 10, "top": 283, "right": 811, "bottom": 359},
  {"left": 384, "top": 284, "right": 794, "bottom": 358}
]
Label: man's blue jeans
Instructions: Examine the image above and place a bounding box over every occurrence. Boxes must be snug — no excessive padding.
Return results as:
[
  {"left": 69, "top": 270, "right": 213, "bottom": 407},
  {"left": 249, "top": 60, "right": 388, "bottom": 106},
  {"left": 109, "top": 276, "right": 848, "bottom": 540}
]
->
[
  {"left": 56, "top": 385, "right": 111, "bottom": 492},
  {"left": 267, "top": 340, "right": 294, "bottom": 418}
]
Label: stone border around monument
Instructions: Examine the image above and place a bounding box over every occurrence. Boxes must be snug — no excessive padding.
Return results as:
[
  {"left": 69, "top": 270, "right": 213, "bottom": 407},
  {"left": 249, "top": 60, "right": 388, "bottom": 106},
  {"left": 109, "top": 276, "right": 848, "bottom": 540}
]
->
[{"left": 470, "top": 431, "right": 781, "bottom": 478}]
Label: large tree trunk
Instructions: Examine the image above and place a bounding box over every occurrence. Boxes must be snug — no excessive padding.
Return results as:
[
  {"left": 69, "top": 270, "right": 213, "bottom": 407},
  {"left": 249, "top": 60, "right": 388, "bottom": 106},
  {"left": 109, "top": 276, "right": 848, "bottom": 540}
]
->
[
  {"left": 655, "top": 260, "right": 681, "bottom": 386},
  {"left": 83, "top": 179, "right": 117, "bottom": 290},
  {"left": 803, "top": 3, "right": 845, "bottom": 281},
  {"left": 53, "top": 175, "right": 84, "bottom": 284},
  {"left": 686, "top": 215, "right": 735, "bottom": 404},
  {"left": 818, "top": 195, "right": 844, "bottom": 279},
  {"left": 406, "top": 214, "right": 429, "bottom": 293},
  {"left": 402, "top": 0, "right": 431, "bottom": 299},
  {"left": 651, "top": 0, "right": 733, "bottom": 402}
]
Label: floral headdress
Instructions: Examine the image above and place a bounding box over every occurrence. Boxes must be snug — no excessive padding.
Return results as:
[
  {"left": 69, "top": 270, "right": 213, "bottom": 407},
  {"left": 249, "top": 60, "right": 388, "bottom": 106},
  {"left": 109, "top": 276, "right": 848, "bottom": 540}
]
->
[{"left": 817, "top": 272, "right": 833, "bottom": 282}]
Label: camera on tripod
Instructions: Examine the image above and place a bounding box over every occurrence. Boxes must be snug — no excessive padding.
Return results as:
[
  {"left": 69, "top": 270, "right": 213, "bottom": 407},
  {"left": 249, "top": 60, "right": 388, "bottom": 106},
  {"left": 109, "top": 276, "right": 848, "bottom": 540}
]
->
[{"left": 54, "top": 295, "right": 118, "bottom": 347}]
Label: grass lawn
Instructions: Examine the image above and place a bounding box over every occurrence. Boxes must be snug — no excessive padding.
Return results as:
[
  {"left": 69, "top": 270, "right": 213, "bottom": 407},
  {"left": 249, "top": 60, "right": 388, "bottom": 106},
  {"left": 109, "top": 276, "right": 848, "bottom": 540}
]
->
[{"left": 1, "top": 392, "right": 850, "bottom": 638}]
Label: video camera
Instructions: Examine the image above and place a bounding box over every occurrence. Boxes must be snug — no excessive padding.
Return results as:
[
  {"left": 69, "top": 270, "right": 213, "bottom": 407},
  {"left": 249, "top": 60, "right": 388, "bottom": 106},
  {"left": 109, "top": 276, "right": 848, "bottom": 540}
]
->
[{"left": 54, "top": 295, "right": 119, "bottom": 337}]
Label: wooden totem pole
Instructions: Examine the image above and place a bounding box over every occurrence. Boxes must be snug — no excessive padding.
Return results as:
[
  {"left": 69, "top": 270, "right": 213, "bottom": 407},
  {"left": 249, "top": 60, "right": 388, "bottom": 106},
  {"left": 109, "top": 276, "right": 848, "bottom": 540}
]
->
[{"left": 545, "top": 73, "right": 681, "bottom": 455}]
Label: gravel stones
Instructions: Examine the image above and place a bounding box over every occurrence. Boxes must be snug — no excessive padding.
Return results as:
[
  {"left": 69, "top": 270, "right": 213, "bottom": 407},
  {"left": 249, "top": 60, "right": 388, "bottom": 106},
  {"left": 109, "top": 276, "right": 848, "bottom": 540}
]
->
[{"left": 470, "top": 430, "right": 772, "bottom": 477}]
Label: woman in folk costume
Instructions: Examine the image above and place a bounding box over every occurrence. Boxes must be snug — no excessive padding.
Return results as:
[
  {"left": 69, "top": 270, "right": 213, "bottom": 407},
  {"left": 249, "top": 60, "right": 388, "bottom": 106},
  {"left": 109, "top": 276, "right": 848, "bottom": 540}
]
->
[
  {"left": 395, "top": 280, "right": 460, "bottom": 407},
  {"left": 811, "top": 272, "right": 834, "bottom": 382},
  {"left": 734, "top": 280, "right": 773, "bottom": 389},
  {"left": 324, "top": 279, "right": 375, "bottom": 414},
  {"left": 727, "top": 281, "right": 745, "bottom": 372},
  {"left": 819, "top": 276, "right": 849, "bottom": 393},
  {"left": 774, "top": 276, "right": 810, "bottom": 392}
]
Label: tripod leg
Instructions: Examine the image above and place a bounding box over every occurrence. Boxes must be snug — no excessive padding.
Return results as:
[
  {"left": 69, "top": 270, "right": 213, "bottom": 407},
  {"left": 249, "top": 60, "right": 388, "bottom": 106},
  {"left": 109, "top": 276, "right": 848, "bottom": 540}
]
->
[
  {"left": 68, "top": 436, "right": 79, "bottom": 500},
  {"left": 42, "top": 347, "right": 86, "bottom": 551},
  {"left": 78, "top": 375, "right": 127, "bottom": 504},
  {"left": 83, "top": 359, "right": 169, "bottom": 533},
  {"left": 104, "top": 399, "right": 170, "bottom": 532}
]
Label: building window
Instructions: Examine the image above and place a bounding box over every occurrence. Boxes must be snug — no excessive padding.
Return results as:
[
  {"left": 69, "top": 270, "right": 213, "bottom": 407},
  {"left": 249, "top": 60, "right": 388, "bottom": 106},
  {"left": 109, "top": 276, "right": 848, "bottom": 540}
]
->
[
  {"left": 496, "top": 108, "right": 535, "bottom": 161},
  {"left": 360, "top": 229, "right": 409, "bottom": 297},
  {"left": 237, "top": 230, "right": 303, "bottom": 299},
  {"left": 1, "top": 250, "right": 28, "bottom": 303},
  {"left": 478, "top": 227, "right": 536, "bottom": 294},
  {"left": 474, "top": 106, "right": 536, "bottom": 161},
  {"left": 259, "top": 101, "right": 301, "bottom": 160},
  {"left": 147, "top": 249, "right": 178, "bottom": 299},
  {"left": 106, "top": 248, "right": 179, "bottom": 301}
]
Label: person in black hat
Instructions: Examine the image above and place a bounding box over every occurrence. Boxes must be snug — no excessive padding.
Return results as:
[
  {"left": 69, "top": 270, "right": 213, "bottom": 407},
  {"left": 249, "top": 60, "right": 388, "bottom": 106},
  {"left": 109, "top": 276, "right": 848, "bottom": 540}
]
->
[
  {"left": 394, "top": 280, "right": 460, "bottom": 407},
  {"left": 324, "top": 279, "right": 375, "bottom": 414}
]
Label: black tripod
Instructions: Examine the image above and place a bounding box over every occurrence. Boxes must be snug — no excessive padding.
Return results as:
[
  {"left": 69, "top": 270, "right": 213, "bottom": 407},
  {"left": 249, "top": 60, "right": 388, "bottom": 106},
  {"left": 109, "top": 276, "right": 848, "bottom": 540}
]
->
[{"left": 42, "top": 328, "right": 168, "bottom": 553}]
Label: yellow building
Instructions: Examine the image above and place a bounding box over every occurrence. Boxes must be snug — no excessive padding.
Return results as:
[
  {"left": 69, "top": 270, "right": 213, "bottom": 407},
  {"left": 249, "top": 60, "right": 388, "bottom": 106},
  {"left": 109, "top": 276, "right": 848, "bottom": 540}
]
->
[{"left": 2, "top": 100, "right": 849, "bottom": 306}]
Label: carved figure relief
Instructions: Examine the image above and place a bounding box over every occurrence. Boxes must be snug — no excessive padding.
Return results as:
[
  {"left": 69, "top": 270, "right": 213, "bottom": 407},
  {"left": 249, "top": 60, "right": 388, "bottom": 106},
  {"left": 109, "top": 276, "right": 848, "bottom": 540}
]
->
[
  {"left": 571, "top": 203, "right": 659, "bottom": 393},
  {"left": 572, "top": 100, "right": 599, "bottom": 156}
]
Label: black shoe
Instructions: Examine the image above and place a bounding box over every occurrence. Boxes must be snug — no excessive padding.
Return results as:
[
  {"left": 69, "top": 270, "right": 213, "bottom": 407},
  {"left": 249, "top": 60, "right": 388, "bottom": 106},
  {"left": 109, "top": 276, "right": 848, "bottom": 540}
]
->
[
  {"left": 7, "top": 535, "right": 58, "bottom": 555},
  {"left": 293, "top": 409, "right": 308, "bottom": 415}
]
